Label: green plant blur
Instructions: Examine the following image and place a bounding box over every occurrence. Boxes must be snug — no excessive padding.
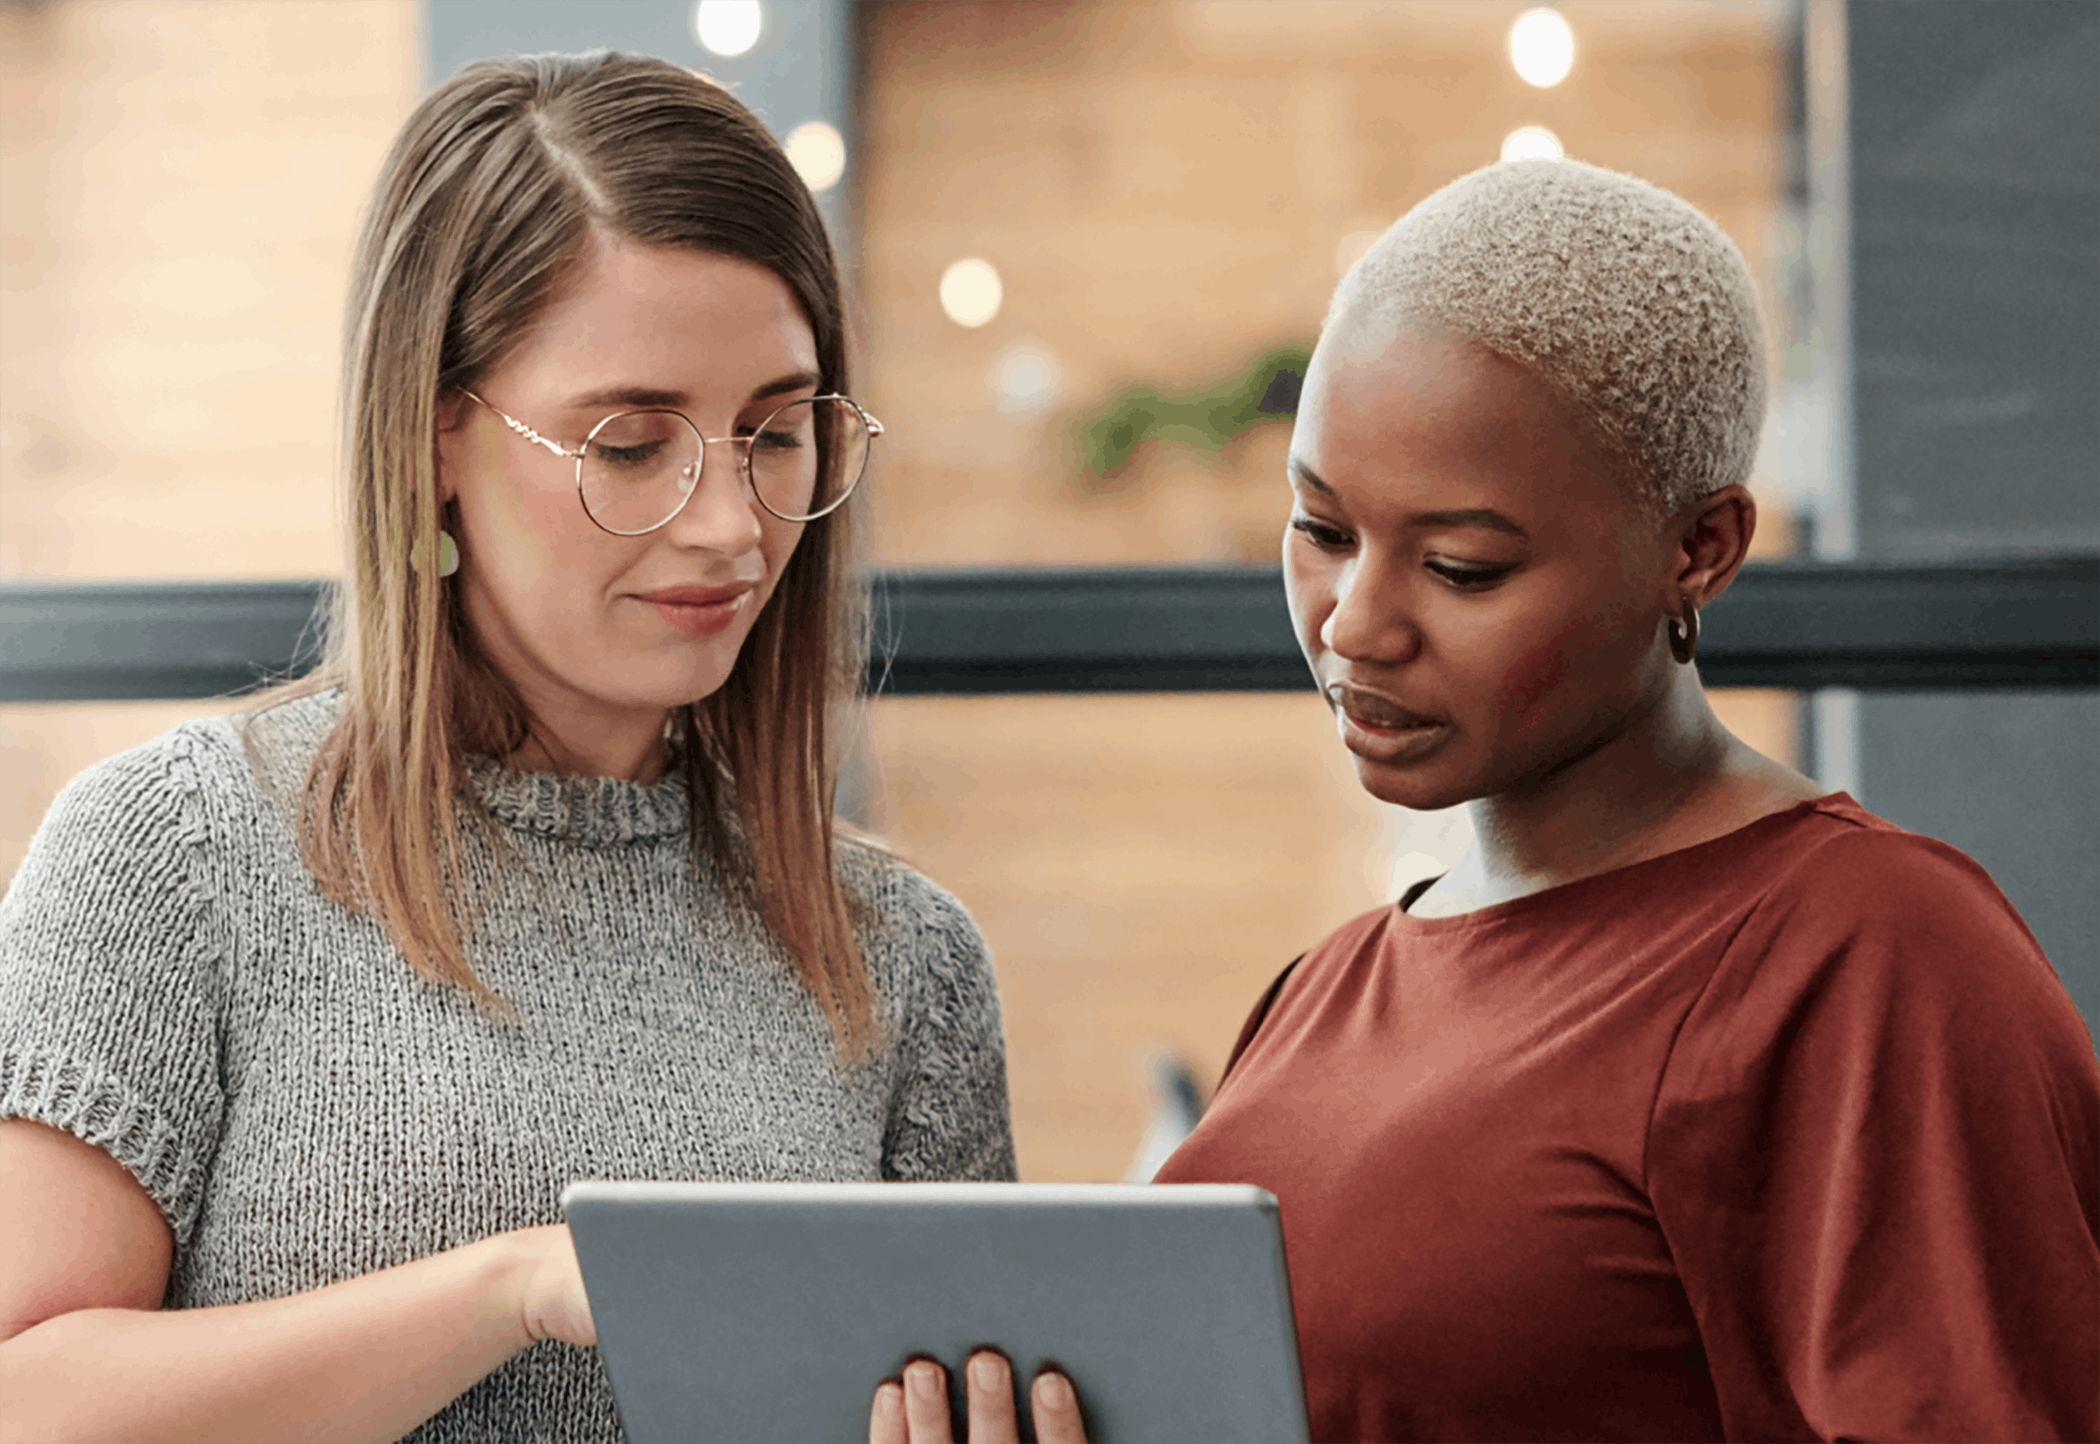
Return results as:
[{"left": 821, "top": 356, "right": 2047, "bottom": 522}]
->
[{"left": 1073, "top": 344, "right": 1312, "bottom": 487}]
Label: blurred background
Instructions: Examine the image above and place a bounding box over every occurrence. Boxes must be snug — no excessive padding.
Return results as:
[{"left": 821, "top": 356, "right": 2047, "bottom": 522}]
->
[{"left": 2, "top": 0, "right": 2093, "bottom": 1181}]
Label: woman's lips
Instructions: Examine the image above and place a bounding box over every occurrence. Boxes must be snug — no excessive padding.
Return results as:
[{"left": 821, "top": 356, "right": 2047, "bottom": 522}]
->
[
  {"left": 637, "top": 585, "right": 752, "bottom": 637},
  {"left": 1327, "top": 681, "right": 1453, "bottom": 762}
]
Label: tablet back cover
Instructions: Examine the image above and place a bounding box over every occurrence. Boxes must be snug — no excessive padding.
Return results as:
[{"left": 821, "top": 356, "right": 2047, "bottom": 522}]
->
[{"left": 563, "top": 1181, "right": 1308, "bottom": 1444}]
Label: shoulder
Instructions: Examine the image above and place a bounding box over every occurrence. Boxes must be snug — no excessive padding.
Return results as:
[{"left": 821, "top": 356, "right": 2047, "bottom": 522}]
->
[
  {"left": 1306, "top": 901, "right": 1401, "bottom": 959},
  {"left": 231, "top": 687, "right": 342, "bottom": 795},
  {"left": 38, "top": 687, "right": 341, "bottom": 837},
  {"left": 840, "top": 838, "right": 993, "bottom": 986},
  {"left": 1680, "top": 799, "right": 2093, "bottom": 1099},
  {"left": 1279, "top": 902, "right": 1401, "bottom": 994},
  {"left": 1216, "top": 903, "right": 1398, "bottom": 1078},
  {"left": 1765, "top": 798, "right": 1999, "bottom": 898},
  {"left": 1744, "top": 800, "right": 2056, "bottom": 991},
  {"left": 2, "top": 716, "right": 263, "bottom": 955},
  {"left": 6, "top": 696, "right": 344, "bottom": 924},
  {"left": 29, "top": 713, "right": 256, "bottom": 861}
]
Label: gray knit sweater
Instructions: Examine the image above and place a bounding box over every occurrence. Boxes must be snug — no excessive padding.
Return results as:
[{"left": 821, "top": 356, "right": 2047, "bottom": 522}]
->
[{"left": 0, "top": 692, "right": 1016, "bottom": 1441}]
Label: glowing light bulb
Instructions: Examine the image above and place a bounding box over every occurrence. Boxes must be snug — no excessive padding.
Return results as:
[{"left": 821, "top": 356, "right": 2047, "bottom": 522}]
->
[
  {"left": 693, "top": 0, "right": 762, "bottom": 59},
  {"left": 1500, "top": 125, "right": 1565, "bottom": 163},
  {"left": 784, "top": 121, "right": 846, "bottom": 192},
  {"left": 1509, "top": 7, "right": 1575, "bottom": 88},
  {"left": 939, "top": 258, "right": 1003, "bottom": 328}
]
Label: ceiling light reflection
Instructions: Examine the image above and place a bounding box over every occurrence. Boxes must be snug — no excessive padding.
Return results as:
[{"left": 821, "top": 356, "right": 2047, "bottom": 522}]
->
[
  {"left": 994, "top": 342, "right": 1062, "bottom": 415},
  {"left": 1500, "top": 125, "right": 1565, "bottom": 162},
  {"left": 784, "top": 120, "right": 846, "bottom": 192},
  {"left": 1509, "top": 7, "right": 1575, "bottom": 88},
  {"left": 693, "top": 0, "right": 763, "bottom": 59}
]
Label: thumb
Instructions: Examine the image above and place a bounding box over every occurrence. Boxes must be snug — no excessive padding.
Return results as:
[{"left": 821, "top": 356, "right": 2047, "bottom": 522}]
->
[{"left": 520, "top": 1223, "right": 597, "bottom": 1347}]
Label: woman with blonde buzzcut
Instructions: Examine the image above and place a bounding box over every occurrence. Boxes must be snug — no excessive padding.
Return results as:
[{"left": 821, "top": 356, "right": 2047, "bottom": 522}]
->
[
  {"left": 877, "top": 159, "right": 2097, "bottom": 1444},
  {"left": 1166, "top": 158, "right": 2099, "bottom": 1444},
  {"left": 0, "top": 51, "right": 1013, "bottom": 1444}
]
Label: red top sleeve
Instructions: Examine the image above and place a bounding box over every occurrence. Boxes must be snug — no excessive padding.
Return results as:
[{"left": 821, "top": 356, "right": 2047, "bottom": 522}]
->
[{"left": 1649, "top": 826, "right": 2100, "bottom": 1441}]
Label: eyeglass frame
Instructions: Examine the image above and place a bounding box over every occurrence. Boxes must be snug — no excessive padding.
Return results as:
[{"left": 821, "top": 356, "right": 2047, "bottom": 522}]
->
[{"left": 458, "top": 387, "right": 884, "bottom": 532}]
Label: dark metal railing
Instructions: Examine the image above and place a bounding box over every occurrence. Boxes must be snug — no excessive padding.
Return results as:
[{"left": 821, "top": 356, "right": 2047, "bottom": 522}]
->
[{"left": 1, "top": 558, "right": 2094, "bottom": 703}]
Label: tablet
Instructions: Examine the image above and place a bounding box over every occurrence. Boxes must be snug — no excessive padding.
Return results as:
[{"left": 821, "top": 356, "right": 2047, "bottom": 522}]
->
[{"left": 561, "top": 1180, "right": 1309, "bottom": 1444}]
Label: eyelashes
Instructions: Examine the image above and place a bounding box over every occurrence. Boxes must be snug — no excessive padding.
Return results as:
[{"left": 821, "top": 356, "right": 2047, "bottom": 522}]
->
[
  {"left": 1289, "top": 516, "right": 1516, "bottom": 591},
  {"left": 1289, "top": 515, "right": 1351, "bottom": 550},
  {"left": 1425, "top": 561, "right": 1516, "bottom": 590}
]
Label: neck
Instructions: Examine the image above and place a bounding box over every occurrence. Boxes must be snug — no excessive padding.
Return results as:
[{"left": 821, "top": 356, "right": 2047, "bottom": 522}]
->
[
  {"left": 1420, "top": 667, "right": 1821, "bottom": 915},
  {"left": 1476, "top": 668, "right": 1728, "bottom": 874},
  {"left": 505, "top": 712, "right": 676, "bottom": 784}
]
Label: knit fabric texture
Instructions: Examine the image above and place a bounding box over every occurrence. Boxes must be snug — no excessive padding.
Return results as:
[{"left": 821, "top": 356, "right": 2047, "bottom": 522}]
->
[
  {"left": 1338, "top": 158, "right": 1768, "bottom": 513},
  {"left": 0, "top": 691, "right": 1016, "bottom": 1442}
]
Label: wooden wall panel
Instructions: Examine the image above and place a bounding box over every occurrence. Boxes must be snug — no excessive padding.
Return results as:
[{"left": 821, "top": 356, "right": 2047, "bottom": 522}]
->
[
  {"left": 0, "top": 0, "right": 418, "bottom": 889},
  {"left": 856, "top": 0, "right": 1789, "bottom": 569},
  {"left": 0, "top": 0, "right": 420, "bottom": 583}
]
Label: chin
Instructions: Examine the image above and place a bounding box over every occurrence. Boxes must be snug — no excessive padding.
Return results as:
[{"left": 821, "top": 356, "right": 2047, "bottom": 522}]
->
[
  {"left": 1348, "top": 756, "right": 1481, "bottom": 813},
  {"left": 670, "top": 664, "right": 742, "bottom": 709},
  {"left": 596, "top": 653, "right": 743, "bottom": 714}
]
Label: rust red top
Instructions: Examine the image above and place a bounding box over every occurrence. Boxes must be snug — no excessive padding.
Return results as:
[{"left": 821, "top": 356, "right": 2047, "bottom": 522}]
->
[{"left": 1160, "top": 795, "right": 2099, "bottom": 1442}]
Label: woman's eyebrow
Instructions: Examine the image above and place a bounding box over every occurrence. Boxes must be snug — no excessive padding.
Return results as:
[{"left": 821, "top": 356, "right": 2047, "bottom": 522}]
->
[
  {"left": 1289, "top": 462, "right": 1526, "bottom": 538},
  {"left": 566, "top": 383, "right": 686, "bottom": 410},
  {"left": 748, "top": 369, "right": 822, "bottom": 403},
  {"left": 1408, "top": 508, "right": 1529, "bottom": 538},
  {"left": 1287, "top": 457, "right": 1334, "bottom": 495},
  {"left": 562, "top": 371, "right": 821, "bottom": 412}
]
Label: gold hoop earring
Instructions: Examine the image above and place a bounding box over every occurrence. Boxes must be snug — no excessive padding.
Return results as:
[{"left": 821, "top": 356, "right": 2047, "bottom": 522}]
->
[
  {"left": 437, "top": 530, "right": 460, "bottom": 578},
  {"left": 1668, "top": 596, "right": 1699, "bottom": 665}
]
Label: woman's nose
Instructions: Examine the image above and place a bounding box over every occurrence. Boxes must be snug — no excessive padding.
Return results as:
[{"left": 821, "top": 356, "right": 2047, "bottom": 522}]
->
[
  {"left": 662, "top": 445, "right": 765, "bottom": 555},
  {"left": 1320, "top": 558, "right": 1422, "bottom": 665}
]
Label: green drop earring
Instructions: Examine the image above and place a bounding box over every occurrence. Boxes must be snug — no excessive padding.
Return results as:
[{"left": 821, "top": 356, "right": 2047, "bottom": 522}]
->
[{"left": 437, "top": 530, "right": 460, "bottom": 578}]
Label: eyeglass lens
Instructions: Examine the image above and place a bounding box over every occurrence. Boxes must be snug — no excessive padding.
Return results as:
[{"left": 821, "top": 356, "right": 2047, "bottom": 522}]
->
[{"left": 578, "top": 398, "right": 871, "bottom": 534}]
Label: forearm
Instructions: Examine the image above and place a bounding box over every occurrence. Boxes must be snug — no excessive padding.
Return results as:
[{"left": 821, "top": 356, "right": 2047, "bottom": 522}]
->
[{"left": 0, "top": 1229, "right": 541, "bottom": 1444}]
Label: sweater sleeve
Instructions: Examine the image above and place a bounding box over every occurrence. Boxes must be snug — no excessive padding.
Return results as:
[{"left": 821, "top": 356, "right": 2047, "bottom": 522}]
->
[
  {"left": 1648, "top": 825, "right": 2100, "bottom": 1442},
  {"left": 0, "top": 729, "right": 231, "bottom": 1249},
  {"left": 862, "top": 861, "right": 1017, "bottom": 1183}
]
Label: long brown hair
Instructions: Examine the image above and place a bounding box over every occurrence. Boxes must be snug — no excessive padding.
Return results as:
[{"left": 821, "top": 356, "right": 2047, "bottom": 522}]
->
[{"left": 272, "top": 52, "right": 877, "bottom": 1055}]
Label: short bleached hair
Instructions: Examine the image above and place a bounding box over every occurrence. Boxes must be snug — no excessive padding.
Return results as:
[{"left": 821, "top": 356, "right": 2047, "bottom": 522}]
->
[{"left": 1334, "top": 159, "right": 1767, "bottom": 515}]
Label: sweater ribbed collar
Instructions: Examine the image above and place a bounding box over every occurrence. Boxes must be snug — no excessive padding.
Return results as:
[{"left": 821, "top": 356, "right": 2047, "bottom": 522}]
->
[{"left": 465, "top": 754, "right": 691, "bottom": 846}]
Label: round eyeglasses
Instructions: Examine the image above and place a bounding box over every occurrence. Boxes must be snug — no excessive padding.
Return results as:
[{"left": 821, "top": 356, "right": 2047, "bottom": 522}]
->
[{"left": 461, "top": 390, "right": 882, "bottom": 533}]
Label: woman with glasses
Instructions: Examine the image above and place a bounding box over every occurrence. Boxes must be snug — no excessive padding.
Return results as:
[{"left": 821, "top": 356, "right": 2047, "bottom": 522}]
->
[
  {"left": 876, "top": 160, "right": 2097, "bottom": 1444},
  {"left": 0, "top": 52, "right": 1013, "bottom": 1443}
]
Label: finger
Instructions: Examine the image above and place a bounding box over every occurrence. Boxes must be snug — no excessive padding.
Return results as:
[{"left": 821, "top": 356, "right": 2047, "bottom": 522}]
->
[
  {"left": 964, "top": 1350, "right": 1021, "bottom": 1444},
  {"left": 903, "top": 1358, "right": 954, "bottom": 1444},
  {"left": 520, "top": 1224, "right": 596, "bottom": 1347},
  {"left": 1031, "top": 1369, "right": 1090, "bottom": 1444},
  {"left": 555, "top": 1224, "right": 596, "bottom": 1347},
  {"left": 869, "top": 1380, "right": 907, "bottom": 1444}
]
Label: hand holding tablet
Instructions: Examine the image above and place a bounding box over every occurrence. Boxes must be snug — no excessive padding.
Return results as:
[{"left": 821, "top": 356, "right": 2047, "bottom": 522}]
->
[{"left": 869, "top": 1351, "right": 1089, "bottom": 1444}]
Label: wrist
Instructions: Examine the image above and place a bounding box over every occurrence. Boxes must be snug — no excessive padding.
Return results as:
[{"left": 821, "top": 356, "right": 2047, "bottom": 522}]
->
[{"left": 473, "top": 1228, "right": 545, "bottom": 1356}]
